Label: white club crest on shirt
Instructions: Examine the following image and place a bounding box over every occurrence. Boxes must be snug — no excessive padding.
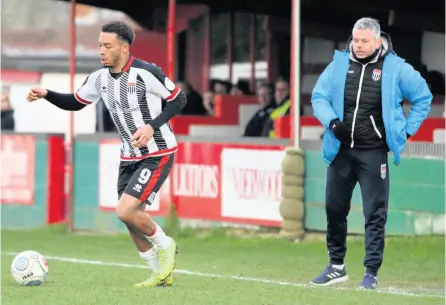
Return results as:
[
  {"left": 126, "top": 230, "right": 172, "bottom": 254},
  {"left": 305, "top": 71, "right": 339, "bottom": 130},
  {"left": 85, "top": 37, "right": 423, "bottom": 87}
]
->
[
  {"left": 372, "top": 69, "right": 382, "bottom": 81},
  {"left": 127, "top": 82, "right": 136, "bottom": 94},
  {"left": 164, "top": 77, "right": 176, "bottom": 91}
]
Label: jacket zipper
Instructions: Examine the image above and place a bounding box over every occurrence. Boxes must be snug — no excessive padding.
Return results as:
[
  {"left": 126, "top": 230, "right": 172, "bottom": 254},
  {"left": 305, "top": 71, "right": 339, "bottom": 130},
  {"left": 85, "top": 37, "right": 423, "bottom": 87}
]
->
[
  {"left": 350, "top": 63, "right": 368, "bottom": 147},
  {"left": 370, "top": 115, "right": 382, "bottom": 138}
]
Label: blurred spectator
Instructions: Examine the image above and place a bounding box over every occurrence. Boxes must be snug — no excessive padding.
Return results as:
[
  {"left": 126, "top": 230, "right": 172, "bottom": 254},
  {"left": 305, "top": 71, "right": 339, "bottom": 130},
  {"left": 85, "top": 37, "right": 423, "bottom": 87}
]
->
[
  {"left": 213, "top": 80, "right": 230, "bottom": 94},
  {"left": 243, "top": 82, "right": 275, "bottom": 137},
  {"left": 177, "top": 81, "right": 207, "bottom": 115},
  {"left": 202, "top": 91, "right": 214, "bottom": 115},
  {"left": 230, "top": 80, "right": 251, "bottom": 96},
  {"left": 230, "top": 86, "right": 243, "bottom": 96},
  {"left": 1, "top": 86, "right": 15, "bottom": 131},
  {"left": 262, "top": 77, "right": 299, "bottom": 137}
]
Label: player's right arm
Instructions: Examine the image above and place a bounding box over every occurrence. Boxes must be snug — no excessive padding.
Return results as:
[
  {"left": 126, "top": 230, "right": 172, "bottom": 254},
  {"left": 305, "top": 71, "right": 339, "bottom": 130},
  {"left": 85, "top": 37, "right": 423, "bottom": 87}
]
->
[
  {"left": 26, "top": 72, "right": 101, "bottom": 111},
  {"left": 311, "top": 62, "right": 338, "bottom": 129}
]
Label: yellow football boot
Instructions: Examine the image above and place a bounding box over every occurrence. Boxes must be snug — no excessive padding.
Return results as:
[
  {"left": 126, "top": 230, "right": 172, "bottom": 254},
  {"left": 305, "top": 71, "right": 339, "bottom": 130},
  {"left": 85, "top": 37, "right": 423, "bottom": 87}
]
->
[
  {"left": 159, "top": 273, "right": 173, "bottom": 286},
  {"left": 157, "top": 237, "right": 178, "bottom": 281},
  {"left": 134, "top": 273, "right": 159, "bottom": 288}
]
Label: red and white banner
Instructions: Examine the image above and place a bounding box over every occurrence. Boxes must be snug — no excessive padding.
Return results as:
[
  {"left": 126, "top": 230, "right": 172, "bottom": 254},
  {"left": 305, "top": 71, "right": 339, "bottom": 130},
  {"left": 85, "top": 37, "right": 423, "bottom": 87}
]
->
[
  {"left": 220, "top": 148, "right": 284, "bottom": 222},
  {"left": 173, "top": 142, "right": 285, "bottom": 227},
  {"left": 173, "top": 142, "right": 222, "bottom": 221},
  {"left": 1, "top": 135, "right": 35, "bottom": 205},
  {"left": 97, "top": 141, "right": 286, "bottom": 227}
]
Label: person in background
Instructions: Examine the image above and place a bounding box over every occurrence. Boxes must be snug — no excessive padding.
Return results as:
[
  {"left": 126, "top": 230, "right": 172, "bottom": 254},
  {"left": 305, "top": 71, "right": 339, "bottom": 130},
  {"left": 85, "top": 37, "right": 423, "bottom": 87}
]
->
[
  {"left": 199, "top": 79, "right": 230, "bottom": 116},
  {"left": 1, "top": 86, "right": 15, "bottom": 131},
  {"left": 202, "top": 91, "right": 214, "bottom": 115},
  {"left": 213, "top": 80, "right": 230, "bottom": 95},
  {"left": 262, "top": 77, "right": 304, "bottom": 137},
  {"left": 230, "top": 80, "right": 251, "bottom": 96},
  {"left": 230, "top": 85, "right": 243, "bottom": 96},
  {"left": 177, "top": 81, "right": 207, "bottom": 115},
  {"left": 244, "top": 82, "right": 275, "bottom": 137}
]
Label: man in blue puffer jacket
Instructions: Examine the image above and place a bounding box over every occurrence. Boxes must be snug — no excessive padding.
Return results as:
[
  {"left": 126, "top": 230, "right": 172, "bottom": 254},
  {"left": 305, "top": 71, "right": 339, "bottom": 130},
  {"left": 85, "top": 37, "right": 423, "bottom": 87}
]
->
[{"left": 309, "top": 17, "right": 432, "bottom": 290}]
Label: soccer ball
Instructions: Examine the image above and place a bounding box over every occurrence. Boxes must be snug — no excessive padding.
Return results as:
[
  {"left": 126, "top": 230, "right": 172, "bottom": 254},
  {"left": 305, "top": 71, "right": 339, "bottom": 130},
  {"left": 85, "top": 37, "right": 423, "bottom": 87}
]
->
[{"left": 10, "top": 250, "right": 49, "bottom": 286}]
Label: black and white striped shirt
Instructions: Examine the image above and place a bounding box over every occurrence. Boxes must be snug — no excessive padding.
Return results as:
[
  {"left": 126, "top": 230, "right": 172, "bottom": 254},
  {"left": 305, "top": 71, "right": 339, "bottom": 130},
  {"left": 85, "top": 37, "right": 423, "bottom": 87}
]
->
[{"left": 74, "top": 56, "right": 180, "bottom": 161}]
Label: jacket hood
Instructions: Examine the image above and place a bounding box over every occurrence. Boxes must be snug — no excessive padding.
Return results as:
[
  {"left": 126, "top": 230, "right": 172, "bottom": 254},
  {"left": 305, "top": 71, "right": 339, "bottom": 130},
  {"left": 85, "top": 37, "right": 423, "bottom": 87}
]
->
[{"left": 346, "top": 31, "right": 393, "bottom": 58}]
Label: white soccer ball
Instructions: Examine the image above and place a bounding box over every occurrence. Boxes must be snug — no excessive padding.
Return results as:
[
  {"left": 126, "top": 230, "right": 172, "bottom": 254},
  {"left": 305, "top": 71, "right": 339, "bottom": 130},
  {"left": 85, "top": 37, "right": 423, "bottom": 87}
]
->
[{"left": 10, "top": 250, "right": 49, "bottom": 286}]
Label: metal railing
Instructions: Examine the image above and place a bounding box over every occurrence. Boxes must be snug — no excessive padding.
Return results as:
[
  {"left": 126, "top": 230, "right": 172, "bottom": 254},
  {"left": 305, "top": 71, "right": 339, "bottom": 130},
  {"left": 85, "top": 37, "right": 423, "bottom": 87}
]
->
[{"left": 401, "top": 142, "right": 445, "bottom": 159}]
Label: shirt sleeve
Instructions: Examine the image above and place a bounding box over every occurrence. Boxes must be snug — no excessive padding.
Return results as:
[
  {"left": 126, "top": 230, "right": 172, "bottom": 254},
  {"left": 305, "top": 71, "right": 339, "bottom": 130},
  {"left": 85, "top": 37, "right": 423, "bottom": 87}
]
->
[
  {"left": 74, "top": 71, "right": 102, "bottom": 105},
  {"left": 145, "top": 64, "right": 181, "bottom": 102}
]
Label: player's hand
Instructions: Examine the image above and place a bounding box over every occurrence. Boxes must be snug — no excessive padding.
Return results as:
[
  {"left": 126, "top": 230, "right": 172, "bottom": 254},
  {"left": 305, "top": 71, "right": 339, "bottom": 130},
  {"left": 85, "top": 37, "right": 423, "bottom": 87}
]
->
[
  {"left": 26, "top": 87, "right": 48, "bottom": 102},
  {"left": 131, "top": 125, "right": 154, "bottom": 148}
]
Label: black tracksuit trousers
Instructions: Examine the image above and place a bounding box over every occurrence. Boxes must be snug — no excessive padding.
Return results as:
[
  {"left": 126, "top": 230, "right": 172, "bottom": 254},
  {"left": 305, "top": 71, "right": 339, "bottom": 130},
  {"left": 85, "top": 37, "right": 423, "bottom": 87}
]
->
[{"left": 325, "top": 145, "right": 389, "bottom": 276}]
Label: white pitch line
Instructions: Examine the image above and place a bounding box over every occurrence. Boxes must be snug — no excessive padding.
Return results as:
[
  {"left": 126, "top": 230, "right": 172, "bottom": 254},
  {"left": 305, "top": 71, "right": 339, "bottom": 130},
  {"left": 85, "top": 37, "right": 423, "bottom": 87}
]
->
[{"left": 4, "top": 252, "right": 444, "bottom": 299}]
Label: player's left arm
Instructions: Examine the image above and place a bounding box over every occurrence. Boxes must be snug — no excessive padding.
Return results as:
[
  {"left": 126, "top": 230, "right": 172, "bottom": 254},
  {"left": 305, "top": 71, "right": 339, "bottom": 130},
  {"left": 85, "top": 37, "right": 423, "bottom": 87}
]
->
[
  {"left": 398, "top": 63, "right": 433, "bottom": 137},
  {"left": 144, "top": 65, "right": 187, "bottom": 129}
]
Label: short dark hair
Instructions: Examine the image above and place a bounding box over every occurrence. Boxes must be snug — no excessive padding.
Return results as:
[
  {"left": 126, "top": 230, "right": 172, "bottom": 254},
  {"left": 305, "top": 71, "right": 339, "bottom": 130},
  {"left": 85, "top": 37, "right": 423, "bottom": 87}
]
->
[
  {"left": 276, "top": 76, "right": 289, "bottom": 85},
  {"left": 101, "top": 21, "right": 135, "bottom": 45},
  {"left": 258, "top": 82, "right": 274, "bottom": 94}
]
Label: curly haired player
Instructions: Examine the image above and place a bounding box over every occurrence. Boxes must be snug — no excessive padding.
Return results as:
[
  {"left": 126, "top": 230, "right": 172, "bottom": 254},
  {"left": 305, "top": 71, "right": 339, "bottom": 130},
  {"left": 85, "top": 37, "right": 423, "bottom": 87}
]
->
[{"left": 27, "top": 21, "right": 186, "bottom": 288}]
